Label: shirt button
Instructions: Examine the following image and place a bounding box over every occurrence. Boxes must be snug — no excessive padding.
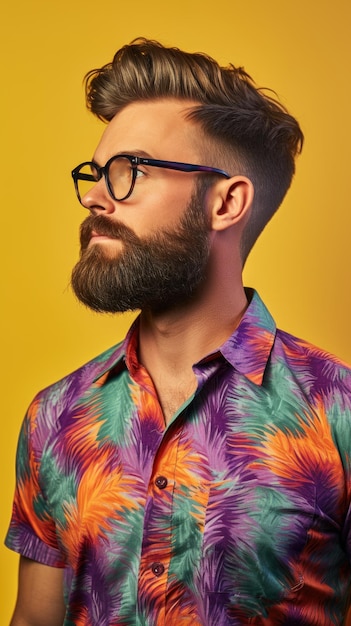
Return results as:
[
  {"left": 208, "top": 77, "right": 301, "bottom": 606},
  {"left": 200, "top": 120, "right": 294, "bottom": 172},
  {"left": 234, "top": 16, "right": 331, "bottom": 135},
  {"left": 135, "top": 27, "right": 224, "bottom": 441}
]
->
[
  {"left": 151, "top": 562, "right": 165, "bottom": 576},
  {"left": 155, "top": 476, "right": 168, "bottom": 489}
]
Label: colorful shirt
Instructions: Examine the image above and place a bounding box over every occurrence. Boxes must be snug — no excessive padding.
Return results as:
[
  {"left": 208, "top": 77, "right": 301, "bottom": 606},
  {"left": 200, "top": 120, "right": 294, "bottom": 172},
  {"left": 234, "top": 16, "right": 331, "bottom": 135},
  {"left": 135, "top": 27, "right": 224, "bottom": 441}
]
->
[{"left": 5, "top": 289, "right": 351, "bottom": 625}]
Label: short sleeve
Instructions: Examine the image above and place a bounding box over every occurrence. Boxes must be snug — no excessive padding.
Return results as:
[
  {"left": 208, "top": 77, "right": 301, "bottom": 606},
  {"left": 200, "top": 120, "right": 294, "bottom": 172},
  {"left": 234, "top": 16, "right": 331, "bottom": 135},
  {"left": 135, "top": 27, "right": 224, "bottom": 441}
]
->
[{"left": 5, "top": 401, "right": 65, "bottom": 568}]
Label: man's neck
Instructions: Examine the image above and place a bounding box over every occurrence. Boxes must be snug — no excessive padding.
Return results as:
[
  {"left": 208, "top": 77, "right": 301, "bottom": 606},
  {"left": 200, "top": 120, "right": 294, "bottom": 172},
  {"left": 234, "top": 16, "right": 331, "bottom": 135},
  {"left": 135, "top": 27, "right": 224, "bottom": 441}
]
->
[
  {"left": 140, "top": 290, "right": 247, "bottom": 370},
  {"left": 137, "top": 283, "right": 248, "bottom": 424}
]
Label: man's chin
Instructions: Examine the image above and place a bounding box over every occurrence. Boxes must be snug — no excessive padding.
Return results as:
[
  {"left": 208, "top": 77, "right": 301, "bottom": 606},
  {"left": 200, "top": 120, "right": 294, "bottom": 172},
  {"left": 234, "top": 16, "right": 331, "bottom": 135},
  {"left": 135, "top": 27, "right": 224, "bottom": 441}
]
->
[{"left": 87, "top": 237, "right": 124, "bottom": 258}]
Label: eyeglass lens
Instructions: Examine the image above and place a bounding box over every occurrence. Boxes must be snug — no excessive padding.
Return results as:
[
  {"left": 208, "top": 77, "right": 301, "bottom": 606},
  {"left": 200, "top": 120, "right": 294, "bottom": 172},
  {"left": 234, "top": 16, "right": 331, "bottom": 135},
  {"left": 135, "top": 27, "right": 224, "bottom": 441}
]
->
[{"left": 77, "top": 156, "right": 134, "bottom": 201}]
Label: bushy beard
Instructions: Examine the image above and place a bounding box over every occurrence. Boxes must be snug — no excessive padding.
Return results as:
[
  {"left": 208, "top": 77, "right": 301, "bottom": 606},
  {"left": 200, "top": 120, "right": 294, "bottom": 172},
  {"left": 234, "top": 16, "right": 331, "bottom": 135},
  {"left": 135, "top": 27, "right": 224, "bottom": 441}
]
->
[{"left": 71, "top": 186, "right": 211, "bottom": 314}]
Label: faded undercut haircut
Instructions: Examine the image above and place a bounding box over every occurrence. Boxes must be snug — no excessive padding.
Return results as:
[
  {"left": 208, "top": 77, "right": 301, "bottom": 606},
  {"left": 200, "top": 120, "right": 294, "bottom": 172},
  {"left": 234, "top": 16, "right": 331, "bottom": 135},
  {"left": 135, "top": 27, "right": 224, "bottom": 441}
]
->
[{"left": 85, "top": 38, "right": 304, "bottom": 263}]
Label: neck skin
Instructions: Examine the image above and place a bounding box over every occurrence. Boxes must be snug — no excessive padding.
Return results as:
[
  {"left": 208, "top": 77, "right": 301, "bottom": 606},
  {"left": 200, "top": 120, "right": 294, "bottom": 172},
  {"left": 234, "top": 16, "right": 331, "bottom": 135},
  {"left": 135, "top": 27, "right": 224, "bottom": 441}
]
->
[
  {"left": 138, "top": 230, "right": 247, "bottom": 384},
  {"left": 139, "top": 285, "right": 247, "bottom": 379}
]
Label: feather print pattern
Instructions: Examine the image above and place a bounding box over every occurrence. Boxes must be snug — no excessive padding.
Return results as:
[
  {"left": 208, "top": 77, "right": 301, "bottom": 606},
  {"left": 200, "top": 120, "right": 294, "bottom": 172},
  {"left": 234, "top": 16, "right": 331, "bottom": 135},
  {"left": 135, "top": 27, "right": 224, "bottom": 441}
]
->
[{"left": 6, "top": 290, "right": 351, "bottom": 624}]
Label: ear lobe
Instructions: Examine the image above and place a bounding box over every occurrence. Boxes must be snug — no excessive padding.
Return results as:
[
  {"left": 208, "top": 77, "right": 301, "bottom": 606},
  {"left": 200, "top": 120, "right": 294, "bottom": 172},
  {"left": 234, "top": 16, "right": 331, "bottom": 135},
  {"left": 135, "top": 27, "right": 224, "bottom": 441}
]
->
[{"left": 211, "top": 176, "right": 254, "bottom": 232}]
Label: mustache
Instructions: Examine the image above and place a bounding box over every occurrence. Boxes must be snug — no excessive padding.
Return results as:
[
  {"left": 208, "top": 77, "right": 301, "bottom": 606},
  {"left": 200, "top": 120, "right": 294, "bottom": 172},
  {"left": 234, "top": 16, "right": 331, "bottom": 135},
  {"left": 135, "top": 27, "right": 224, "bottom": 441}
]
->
[{"left": 79, "top": 215, "right": 139, "bottom": 251}]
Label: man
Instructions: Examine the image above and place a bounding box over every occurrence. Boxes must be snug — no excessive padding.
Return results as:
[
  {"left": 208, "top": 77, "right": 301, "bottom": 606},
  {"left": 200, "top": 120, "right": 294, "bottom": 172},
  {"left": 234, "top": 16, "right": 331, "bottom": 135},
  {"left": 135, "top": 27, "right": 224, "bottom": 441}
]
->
[{"left": 6, "top": 38, "right": 351, "bottom": 625}]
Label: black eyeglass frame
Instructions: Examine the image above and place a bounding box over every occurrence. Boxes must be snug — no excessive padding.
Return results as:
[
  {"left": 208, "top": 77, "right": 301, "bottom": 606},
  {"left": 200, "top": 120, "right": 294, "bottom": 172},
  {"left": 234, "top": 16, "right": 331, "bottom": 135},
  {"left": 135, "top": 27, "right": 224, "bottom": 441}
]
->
[{"left": 71, "top": 154, "right": 231, "bottom": 204}]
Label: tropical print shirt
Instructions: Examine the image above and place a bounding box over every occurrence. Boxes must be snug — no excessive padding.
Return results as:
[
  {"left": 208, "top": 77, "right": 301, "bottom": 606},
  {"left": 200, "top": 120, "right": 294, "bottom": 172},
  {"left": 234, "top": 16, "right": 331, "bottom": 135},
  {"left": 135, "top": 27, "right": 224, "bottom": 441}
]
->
[{"left": 6, "top": 290, "right": 351, "bottom": 625}]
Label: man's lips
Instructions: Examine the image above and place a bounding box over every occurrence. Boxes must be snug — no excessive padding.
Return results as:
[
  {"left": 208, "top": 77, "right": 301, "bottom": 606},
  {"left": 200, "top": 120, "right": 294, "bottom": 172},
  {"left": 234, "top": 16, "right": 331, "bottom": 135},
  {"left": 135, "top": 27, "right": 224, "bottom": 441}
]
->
[{"left": 89, "top": 229, "right": 119, "bottom": 242}]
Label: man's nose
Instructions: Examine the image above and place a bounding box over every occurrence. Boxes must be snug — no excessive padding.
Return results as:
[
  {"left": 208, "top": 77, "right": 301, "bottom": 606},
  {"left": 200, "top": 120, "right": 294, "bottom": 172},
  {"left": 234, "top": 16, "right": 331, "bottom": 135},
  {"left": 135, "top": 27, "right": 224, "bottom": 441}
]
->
[{"left": 81, "top": 178, "right": 117, "bottom": 215}]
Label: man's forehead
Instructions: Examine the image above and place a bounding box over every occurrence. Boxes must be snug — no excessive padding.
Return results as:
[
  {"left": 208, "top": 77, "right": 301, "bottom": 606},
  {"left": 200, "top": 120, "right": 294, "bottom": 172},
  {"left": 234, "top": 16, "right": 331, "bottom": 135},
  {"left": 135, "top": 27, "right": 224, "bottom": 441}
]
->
[
  {"left": 94, "top": 98, "right": 202, "bottom": 161},
  {"left": 109, "top": 99, "right": 200, "bottom": 135}
]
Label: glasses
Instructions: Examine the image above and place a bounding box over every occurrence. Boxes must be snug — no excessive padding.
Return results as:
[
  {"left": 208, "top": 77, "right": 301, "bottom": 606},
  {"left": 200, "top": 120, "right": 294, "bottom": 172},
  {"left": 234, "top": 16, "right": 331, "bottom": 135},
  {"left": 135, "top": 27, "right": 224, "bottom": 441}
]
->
[{"left": 71, "top": 154, "right": 230, "bottom": 204}]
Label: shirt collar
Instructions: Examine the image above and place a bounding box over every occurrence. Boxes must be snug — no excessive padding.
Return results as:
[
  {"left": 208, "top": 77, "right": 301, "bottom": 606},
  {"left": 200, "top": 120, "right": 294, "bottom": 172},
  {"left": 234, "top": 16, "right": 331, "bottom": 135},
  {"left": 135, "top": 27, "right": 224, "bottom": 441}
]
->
[
  {"left": 218, "top": 288, "right": 276, "bottom": 385},
  {"left": 88, "top": 319, "right": 139, "bottom": 385}
]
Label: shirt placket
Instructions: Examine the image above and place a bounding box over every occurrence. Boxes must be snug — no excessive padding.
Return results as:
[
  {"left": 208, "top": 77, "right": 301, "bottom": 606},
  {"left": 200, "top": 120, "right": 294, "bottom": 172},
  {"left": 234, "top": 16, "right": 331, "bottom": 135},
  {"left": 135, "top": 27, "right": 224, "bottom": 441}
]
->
[{"left": 137, "top": 421, "right": 182, "bottom": 625}]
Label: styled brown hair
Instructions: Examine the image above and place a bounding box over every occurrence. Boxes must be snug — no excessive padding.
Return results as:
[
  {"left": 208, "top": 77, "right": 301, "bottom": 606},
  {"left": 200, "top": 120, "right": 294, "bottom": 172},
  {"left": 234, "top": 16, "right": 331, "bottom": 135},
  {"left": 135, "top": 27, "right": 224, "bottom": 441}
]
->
[{"left": 85, "top": 38, "right": 303, "bottom": 262}]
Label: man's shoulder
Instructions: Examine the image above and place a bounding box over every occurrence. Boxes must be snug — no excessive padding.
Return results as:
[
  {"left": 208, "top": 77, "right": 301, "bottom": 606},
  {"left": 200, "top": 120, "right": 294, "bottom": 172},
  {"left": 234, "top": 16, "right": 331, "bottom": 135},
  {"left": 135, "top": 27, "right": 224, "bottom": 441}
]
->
[
  {"left": 239, "top": 289, "right": 351, "bottom": 388},
  {"left": 275, "top": 326, "right": 351, "bottom": 387},
  {"left": 277, "top": 327, "right": 350, "bottom": 365},
  {"left": 28, "top": 339, "right": 126, "bottom": 422}
]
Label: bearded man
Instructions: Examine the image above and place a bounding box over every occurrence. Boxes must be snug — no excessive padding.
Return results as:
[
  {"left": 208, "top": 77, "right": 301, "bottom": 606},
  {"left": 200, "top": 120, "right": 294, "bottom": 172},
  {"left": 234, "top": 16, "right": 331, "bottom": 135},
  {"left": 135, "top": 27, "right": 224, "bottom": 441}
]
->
[{"left": 6, "top": 38, "right": 351, "bottom": 626}]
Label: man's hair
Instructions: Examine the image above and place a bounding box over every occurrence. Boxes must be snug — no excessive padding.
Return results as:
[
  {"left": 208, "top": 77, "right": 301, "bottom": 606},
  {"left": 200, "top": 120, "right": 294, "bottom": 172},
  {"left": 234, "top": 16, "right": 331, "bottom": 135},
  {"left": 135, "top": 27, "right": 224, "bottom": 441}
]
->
[{"left": 85, "top": 38, "right": 303, "bottom": 262}]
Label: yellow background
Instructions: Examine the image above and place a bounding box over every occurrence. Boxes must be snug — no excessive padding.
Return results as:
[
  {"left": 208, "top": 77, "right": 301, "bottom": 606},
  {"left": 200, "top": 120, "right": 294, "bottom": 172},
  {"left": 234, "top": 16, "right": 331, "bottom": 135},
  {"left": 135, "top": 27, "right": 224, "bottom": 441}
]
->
[{"left": 1, "top": 0, "right": 350, "bottom": 620}]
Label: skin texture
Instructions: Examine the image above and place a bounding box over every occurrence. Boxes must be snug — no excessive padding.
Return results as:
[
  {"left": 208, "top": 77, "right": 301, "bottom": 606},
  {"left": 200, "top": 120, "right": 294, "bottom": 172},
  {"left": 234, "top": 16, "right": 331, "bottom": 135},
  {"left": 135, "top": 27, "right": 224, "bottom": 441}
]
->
[
  {"left": 11, "top": 98, "right": 254, "bottom": 624},
  {"left": 10, "top": 557, "right": 65, "bottom": 626}
]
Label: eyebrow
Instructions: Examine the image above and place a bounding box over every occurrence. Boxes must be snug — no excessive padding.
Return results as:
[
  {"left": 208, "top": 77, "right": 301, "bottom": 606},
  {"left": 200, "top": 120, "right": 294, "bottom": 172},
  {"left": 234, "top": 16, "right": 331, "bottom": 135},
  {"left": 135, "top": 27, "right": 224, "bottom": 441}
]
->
[
  {"left": 92, "top": 149, "right": 154, "bottom": 166},
  {"left": 125, "top": 149, "right": 154, "bottom": 159}
]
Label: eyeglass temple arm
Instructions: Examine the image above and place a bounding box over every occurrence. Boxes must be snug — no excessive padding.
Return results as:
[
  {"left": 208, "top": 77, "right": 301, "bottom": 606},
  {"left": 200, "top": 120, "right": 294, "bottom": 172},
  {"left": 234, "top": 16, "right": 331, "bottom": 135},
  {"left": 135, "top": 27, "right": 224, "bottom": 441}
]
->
[{"left": 138, "top": 157, "right": 230, "bottom": 178}]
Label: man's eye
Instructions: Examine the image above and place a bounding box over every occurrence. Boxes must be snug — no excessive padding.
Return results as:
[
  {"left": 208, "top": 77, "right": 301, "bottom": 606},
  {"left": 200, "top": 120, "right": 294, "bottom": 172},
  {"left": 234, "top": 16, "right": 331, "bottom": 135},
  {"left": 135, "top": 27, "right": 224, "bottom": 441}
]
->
[{"left": 135, "top": 168, "right": 146, "bottom": 179}]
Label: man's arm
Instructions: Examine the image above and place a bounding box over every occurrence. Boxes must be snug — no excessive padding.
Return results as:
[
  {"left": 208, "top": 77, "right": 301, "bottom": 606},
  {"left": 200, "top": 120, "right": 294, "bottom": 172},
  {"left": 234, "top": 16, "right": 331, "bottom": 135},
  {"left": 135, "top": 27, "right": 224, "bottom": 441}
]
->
[{"left": 10, "top": 556, "right": 66, "bottom": 626}]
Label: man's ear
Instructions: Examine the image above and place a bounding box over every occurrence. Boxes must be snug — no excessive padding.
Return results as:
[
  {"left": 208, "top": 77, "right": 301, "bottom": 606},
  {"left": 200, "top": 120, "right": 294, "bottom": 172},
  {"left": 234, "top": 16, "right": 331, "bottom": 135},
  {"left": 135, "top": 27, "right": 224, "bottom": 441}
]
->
[{"left": 210, "top": 176, "right": 254, "bottom": 232}]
